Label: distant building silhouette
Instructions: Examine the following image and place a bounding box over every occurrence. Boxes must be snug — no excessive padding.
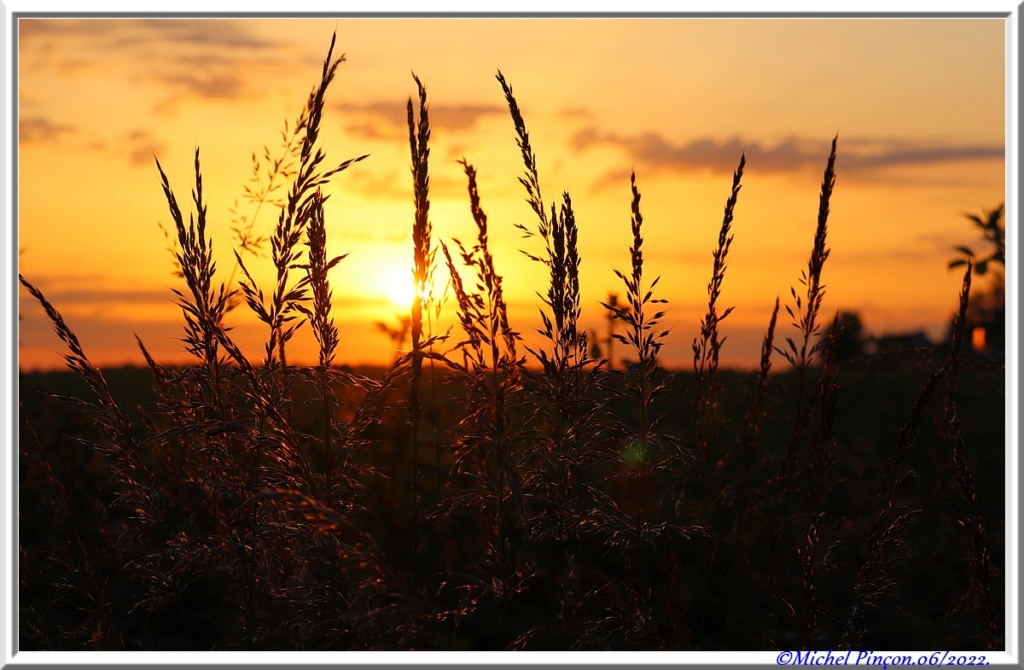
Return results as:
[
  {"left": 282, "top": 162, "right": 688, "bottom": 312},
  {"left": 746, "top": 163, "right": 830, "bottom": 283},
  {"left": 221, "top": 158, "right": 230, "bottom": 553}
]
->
[{"left": 872, "top": 330, "right": 933, "bottom": 353}]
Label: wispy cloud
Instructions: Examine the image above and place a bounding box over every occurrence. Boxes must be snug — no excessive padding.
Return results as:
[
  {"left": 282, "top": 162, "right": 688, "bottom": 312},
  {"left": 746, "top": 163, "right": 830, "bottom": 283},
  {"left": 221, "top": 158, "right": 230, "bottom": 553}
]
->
[
  {"left": 18, "top": 116, "right": 165, "bottom": 167},
  {"left": 108, "top": 19, "right": 283, "bottom": 51},
  {"left": 339, "top": 167, "right": 412, "bottom": 201},
  {"left": 30, "top": 287, "right": 174, "bottom": 306},
  {"left": 334, "top": 101, "right": 506, "bottom": 142},
  {"left": 151, "top": 72, "right": 247, "bottom": 103},
  {"left": 126, "top": 130, "right": 168, "bottom": 167},
  {"left": 19, "top": 116, "right": 76, "bottom": 144},
  {"left": 556, "top": 106, "right": 591, "bottom": 121},
  {"left": 340, "top": 164, "right": 469, "bottom": 203},
  {"left": 19, "top": 18, "right": 284, "bottom": 55},
  {"left": 20, "top": 18, "right": 308, "bottom": 112},
  {"left": 572, "top": 129, "right": 1004, "bottom": 188}
]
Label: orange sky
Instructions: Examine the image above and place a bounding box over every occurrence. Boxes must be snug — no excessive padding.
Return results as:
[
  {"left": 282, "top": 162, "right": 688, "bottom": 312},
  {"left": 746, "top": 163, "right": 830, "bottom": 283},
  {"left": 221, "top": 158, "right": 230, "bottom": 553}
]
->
[{"left": 16, "top": 16, "right": 1007, "bottom": 371}]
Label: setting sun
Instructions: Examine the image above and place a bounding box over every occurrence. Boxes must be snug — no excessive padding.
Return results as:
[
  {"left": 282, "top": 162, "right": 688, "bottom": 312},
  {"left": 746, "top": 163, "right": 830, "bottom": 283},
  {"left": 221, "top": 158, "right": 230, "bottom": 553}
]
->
[{"left": 383, "top": 269, "right": 416, "bottom": 310}]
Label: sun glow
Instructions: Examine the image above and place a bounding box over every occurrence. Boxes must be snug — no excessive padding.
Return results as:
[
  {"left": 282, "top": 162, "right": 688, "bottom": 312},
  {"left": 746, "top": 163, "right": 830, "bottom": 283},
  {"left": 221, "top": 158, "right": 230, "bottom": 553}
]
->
[{"left": 383, "top": 270, "right": 416, "bottom": 310}]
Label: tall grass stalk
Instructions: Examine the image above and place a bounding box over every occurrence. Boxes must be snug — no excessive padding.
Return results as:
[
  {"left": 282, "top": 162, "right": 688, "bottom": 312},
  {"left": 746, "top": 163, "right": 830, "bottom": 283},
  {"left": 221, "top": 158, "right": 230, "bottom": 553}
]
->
[
  {"left": 18, "top": 276, "right": 159, "bottom": 540},
  {"left": 603, "top": 172, "right": 675, "bottom": 474},
  {"left": 693, "top": 153, "right": 745, "bottom": 458},
  {"left": 407, "top": 73, "right": 433, "bottom": 564},
  {"left": 774, "top": 136, "right": 839, "bottom": 500},
  {"left": 299, "top": 190, "right": 345, "bottom": 499},
  {"left": 497, "top": 71, "right": 608, "bottom": 646},
  {"left": 766, "top": 136, "right": 838, "bottom": 610},
  {"left": 599, "top": 171, "right": 697, "bottom": 647},
  {"left": 780, "top": 135, "right": 838, "bottom": 374},
  {"left": 942, "top": 264, "right": 1000, "bottom": 649},
  {"left": 440, "top": 158, "right": 524, "bottom": 645},
  {"left": 737, "top": 297, "right": 780, "bottom": 480},
  {"left": 496, "top": 71, "right": 548, "bottom": 242},
  {"left": 233, "top": 33, "right": 367, "bottom": 372},
  {"left": 156, "top": 149, "right": 230, "bottom": 380}
]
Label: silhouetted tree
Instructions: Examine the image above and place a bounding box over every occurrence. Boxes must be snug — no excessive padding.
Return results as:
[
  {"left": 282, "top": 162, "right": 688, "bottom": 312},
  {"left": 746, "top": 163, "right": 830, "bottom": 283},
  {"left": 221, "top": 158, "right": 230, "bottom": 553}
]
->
[
  {"left": 948, "top": 204, "right": 1005, "bottom": 354},
  {"left": 949, "top": 203, "right": 1005, "bottom": 278},
  {"left": 824, "top": 310, "right": 867, "bottom": 363}
]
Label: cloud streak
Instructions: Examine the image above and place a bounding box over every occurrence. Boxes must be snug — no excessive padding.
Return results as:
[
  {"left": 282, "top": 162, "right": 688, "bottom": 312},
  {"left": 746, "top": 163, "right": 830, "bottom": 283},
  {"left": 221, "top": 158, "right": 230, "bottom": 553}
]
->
[
  {"left": 151, "top": 72, "right": 247, "bottom": 102},
  {"left": 19, "top": 116, "right": 77, "bottom": 144},
  {"left": 334, "top": 101, "right": 507, "bottom": 142},
  {"left": 23, "top": 286, "right": 174, "bottom": 306},
  {"left": 20, "top": 18, "right": 306, "bottom": 112},
  {"left": 19, "top": 19, "right": 283, "bottom": 55},
  {"left": 572, "top": 129, "right": 1004, "bottom": 186}
]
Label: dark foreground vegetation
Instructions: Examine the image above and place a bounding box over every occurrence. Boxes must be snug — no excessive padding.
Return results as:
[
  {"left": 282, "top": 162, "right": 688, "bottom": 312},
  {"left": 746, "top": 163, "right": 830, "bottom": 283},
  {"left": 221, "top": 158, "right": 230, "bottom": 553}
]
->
[{"left": 18, "top": 36, "right": 1005, "bottom": 651}]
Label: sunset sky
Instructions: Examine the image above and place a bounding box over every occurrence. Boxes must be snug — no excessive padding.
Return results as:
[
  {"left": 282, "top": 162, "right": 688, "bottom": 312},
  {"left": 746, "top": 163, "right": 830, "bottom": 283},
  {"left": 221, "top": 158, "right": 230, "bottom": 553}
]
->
[{"left": 16, "top": 15, "right": 1007, "bottom": 371}]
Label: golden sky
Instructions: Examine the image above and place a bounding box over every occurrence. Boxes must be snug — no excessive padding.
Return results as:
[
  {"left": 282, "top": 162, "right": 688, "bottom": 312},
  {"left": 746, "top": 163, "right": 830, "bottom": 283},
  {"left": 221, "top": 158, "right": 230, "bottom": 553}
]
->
[{"left": 16, "top": 16, "right": 1006, "bottom": 371}]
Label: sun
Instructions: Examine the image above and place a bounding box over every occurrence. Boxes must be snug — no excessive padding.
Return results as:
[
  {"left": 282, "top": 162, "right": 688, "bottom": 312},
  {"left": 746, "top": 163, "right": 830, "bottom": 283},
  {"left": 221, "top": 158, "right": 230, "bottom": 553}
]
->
[{"left": 383, "top": 270, "right": 416, "bottom": 310}]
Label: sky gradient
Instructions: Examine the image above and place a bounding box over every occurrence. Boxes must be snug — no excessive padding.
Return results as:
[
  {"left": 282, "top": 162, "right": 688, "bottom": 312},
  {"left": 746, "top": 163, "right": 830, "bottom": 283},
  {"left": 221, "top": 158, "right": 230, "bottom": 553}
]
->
[{"left": 16, "top": 16, "right": 1007, "bottom": 371}]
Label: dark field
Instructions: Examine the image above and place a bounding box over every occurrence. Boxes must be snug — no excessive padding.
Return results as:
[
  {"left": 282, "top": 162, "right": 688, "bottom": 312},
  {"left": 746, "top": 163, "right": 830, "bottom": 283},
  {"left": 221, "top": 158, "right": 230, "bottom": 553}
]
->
[{"left": 17, "top": 354, "right": 1005, "bottom": 651}]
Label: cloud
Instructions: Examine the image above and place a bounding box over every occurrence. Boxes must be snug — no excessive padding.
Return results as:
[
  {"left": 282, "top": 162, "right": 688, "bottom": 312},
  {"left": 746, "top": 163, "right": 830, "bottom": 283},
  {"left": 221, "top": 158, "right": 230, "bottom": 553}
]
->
[
  {"left": 433, "top": 103, "right": 507, "bottom": 131},
  {"left": 340, "top": 164, "right": 468, "bottom": 203},
  {"left": 110, "top": 19, "right": 283, "bottom": 51},
  {"left": 572, "top": 129, "right": 1004, "bottom": 186},
  {"left": 843, "top": 145, "right": 1005, "bottom": 170},
  {"left": 18, "top": 115, "right": 165, "bottom": 167},
  {"left": 151, "top": 72, "right": 247, "bottom": 102},
  {"left": 29, "top": 287, "right": 174, "bottom": 306},
  {"left": 19, "top": 18, "right": 283, "bottom": 54},
  {"left": 557, "top": 107, "right": 591, "bottom": 121},
  {"left": 16, "top": 272, "right": 106, "bottom": 291},
  {"left": 828, "top": 247, "right": 955, "bottom": 265},
  {"left": 338, "top": 167, "right": 411, "bottom": 202},
  {"left": 19, "top": 116, "right": 77, "bottom": 144},
  {"left": 125, "top": 130, "right": 168, "bottom": 167},
  {"left": 145, "top": 64, "right": 278, "bottom": 114},
  {"left": 20, "top": 18, "right": 306, "bottom": 112},
  {"left": 335, "top": 101, "right": 506, "bottom": 142}
]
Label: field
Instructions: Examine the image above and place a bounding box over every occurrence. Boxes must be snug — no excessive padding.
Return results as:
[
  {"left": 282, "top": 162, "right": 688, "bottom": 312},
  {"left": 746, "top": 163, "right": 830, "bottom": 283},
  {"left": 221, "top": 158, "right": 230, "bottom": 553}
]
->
[{"left": 17, "top": 34, "right": 1006, "bottom": 651}]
